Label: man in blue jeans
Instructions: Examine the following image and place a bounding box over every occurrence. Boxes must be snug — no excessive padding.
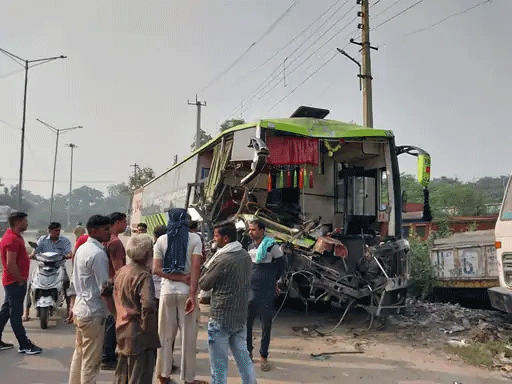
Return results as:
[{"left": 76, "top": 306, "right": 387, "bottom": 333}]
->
[
  {"left": 199, "top": 222, "right": 256, "bottom": 384},
  {"left": 0, "top": 212, "right": 42, "bottom": 354}
]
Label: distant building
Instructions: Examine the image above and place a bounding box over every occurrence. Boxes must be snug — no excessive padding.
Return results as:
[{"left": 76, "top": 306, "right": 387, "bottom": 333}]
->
[{"left": 401, "top": 202, "right": 498, "bottom": 241}]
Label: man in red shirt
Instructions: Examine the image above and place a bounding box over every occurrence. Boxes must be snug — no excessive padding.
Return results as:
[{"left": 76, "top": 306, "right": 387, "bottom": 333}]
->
[
  {"left": 0, "top": 212, "right": 41, "bottom": 354},
  {"left": 102, "top": 212, "right": 127, "bottom": 370}
]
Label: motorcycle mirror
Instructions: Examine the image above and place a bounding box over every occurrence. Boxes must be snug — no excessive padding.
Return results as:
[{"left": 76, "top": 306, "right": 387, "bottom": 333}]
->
[{"left": 28, "top": 241, "right": 38, "bottom": 249}]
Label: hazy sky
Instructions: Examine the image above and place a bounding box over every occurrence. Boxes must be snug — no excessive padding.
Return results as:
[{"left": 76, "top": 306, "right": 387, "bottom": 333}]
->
[{"left": 0, "top": 0, "right": 510, "bottom": 197}]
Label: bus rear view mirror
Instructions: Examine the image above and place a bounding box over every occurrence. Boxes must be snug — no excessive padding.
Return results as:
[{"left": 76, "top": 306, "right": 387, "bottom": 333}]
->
[{"left": 417, "top": 154, "right": 431, "bottom": 187}]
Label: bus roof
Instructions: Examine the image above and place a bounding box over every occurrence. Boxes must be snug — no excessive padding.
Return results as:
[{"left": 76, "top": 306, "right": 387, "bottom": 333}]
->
[
  {"left": 195, "top": 117, "right": 392, "bottom": 156},
  {"left": 144, "top": 117, "right": 393, "bottom": 188}
]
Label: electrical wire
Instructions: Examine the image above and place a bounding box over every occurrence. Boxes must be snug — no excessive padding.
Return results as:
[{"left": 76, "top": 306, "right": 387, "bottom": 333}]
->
[
  {"left": 210, "top": 0, "right": 350, "bottom": 123},
  {"left": 371, "top": 0, "right": 424, "bottom": 31},
  {"left": 223, "top": 1, "right": 353, "bottom": 121},
  {"left": 235, "top": 14, "right": 357, "bottom": 118},
  {"left": 0, "top": 120, "right": 21, "bottom": 131},
  {"left": 370, "top": 0, "right": 404, "bottom": 20},
  {"left": 0, "top": 68, "right": 25, "bottom": 80},
  {"left": 198, "top": 0, "right": 300, "bottom": 94},
  {"left": 0, "top": 47, "right": 25, "bottom": 67},
  {"left": 248, "top": 0, "right": 346, "bottom": 76},
  {"left": 317, "top": 298, "right": 356, "bottom": 335},
  {"left": 404, "top": 0, "right": 492, "bottom": 37},
  {"left": 222, "top": 2, "right": 355, "bottom": 121},
  {"left": 267, "top": 50, "right": 339, "bottom": 112},
  {"left": 253, "top": 6, "right": 356, "bottom": 103}
]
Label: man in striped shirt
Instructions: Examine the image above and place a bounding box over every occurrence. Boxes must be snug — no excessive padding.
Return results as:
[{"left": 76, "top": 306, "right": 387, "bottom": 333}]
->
[{"left": 199, "top": 222, "right": 256, "bottom": 384}]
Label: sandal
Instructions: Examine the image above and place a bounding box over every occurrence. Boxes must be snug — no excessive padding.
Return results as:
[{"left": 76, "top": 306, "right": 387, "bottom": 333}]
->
[{"left": 261, "top": 359, "right": 272, "bottom": 372}]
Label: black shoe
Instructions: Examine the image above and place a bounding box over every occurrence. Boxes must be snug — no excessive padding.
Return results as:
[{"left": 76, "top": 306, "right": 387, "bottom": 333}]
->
[
  {"left": 0, "top": 341, "right": 14, "bottom": 350},
  {"left": 101, "top": 360, "right": 117, "bottom": 370},
  {"left": 18, "top": 341, "right": 42, "bottom": 355}
]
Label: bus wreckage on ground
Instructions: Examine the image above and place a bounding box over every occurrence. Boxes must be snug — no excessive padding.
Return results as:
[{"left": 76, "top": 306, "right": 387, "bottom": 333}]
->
[{"left": 131, "top": 106, "right": 431, "bottom": 317}]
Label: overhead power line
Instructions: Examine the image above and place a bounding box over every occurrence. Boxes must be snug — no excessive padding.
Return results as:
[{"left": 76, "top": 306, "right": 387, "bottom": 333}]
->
[
  {"left": 0, "top": 68, "right": 26, "bottom": 80},
  {"left": 245, "top": 0, "right": 350, "bottom": 98},
  {"left": 229, "top": 6, "right": 357, "bottom": 120},
  {"left": 404, "top": 0, "right": 492, "bottom": 37},
  {"left": 253, "top": 1, "right": 352, "bottom": 98},
  {"left": 370, "top": 0, "right": 404, "bottom": 20},
  {"left": 216, "top": 1, "right": 352, "bottom": 123},
  {"left": 248, "top": 0, "right": 345, "bottom": 76},
  {"left": 268, "top": 50, "right": 341, "bottom": 112},
  {"left": 198, "top": 0, "right": 300, "bottom": 94},
  {"left": 371, "top": 0, "right": 424, "bottom": 31},
  {"left": 247, "top": 17, "right": 357, "bottom": 113},
  {"left": 0, "top": 120, "right": 21, "bottom": 131}
]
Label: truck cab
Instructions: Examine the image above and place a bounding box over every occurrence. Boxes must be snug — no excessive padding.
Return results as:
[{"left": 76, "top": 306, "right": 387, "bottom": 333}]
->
[{"left": 488, "top": 174, "right": 512, "bottom": 312}]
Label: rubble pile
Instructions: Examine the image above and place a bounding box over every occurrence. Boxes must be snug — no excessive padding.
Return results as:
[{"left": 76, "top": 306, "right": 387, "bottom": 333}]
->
[
  {"left": 388, "top": 298, "right": 510, "bottom": 340},
  {"left": 386, "top": 298, "right": 512, "bottom": 371}
]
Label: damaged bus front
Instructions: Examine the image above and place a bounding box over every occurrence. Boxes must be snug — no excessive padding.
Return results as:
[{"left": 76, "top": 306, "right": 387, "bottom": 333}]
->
[{"left": 134, "top": 106, "right": 431, "bottom": 316}]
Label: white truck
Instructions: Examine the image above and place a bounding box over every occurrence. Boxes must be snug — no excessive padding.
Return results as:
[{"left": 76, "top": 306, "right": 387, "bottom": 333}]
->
[
  {"left": 0, "top": 205, "right": 13, "bottom": 237},
  {"left": 488, "top": 175, "right": 512, "bottom": 312}
]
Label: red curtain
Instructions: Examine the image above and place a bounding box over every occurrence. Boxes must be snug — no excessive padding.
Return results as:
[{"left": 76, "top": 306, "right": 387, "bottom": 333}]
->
[{"left": 266, "top": 136, "right": 319, "bottom": 166}]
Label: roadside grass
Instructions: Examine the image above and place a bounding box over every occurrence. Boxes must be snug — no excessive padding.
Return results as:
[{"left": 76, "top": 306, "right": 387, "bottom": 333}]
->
[{"left": 445, "top": 341, "right": 511, "bottom": 368}]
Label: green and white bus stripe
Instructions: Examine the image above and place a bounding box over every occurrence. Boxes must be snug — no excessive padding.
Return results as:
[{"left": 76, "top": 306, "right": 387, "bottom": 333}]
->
[{"left": 143, "top": 213, "right": 167, "bottom": 234}]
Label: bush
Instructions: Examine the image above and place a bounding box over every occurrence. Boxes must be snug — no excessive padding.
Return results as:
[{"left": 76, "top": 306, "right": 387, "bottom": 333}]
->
[{"left": 408, "top": 232, "right": 435, "bottom": 299}]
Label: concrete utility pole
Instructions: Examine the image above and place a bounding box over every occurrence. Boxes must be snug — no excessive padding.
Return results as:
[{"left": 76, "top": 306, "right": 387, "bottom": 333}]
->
[
  {"left": 337, "top": 0, "right": 377, "bottom": 128},
  {"left": 66, "top": 143, "right": 77, "bottom": 227},
  {"left": 37, "top": 119, "right": 82, "bottom": 221},
  {"left": 188, "top": 95, "right": 207, "bottom": 150},
  {"left": 359, "top": 0, "right": 375, "bottom": 127},
  {"left": 0, "top": 48, "right": 66, "bottom": 209}
]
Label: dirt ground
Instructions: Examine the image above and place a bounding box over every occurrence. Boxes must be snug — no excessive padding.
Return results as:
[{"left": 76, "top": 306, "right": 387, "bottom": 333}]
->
[{"left": 203, "top": 302, "right": 511, "bottom": 384}]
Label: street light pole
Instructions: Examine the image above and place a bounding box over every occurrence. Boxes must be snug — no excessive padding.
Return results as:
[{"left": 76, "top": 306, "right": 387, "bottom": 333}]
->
[
  {"left": 66, "top": 144, "right": 77, "bottom": 227},
  {"left": 0, "top": 47, "right": 66, "bottom": 210},
  {"left": 37, "top": 119, "right": 82, "bottom": 221},
  {"left": 19, "top": 60, "right": 28, "bottom": 210}
]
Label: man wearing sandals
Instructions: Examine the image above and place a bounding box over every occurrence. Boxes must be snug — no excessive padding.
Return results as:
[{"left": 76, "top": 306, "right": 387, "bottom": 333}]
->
[
  {"left": 153, "top": 209, "right": 206, "bottom": 384},
  {"left": 246, "top": 220, "right": 286, "bottom": 372}
]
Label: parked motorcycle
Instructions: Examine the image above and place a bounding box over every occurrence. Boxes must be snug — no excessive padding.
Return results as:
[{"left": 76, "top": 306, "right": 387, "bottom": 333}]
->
[{"left": 28, "top": 241, "right": 66, "bottom": 329}]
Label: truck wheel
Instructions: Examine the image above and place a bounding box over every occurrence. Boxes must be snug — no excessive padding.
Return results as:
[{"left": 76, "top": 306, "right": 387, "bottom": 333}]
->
[{"left": 40, "top": 307, "right": 49, "bottom": 329}]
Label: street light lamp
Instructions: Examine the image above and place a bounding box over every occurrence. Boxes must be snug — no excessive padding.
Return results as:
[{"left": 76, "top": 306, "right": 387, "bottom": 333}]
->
[
  {"left": 36, "top": 119, "right": 82, "bottom": 221},
  {"left": 65, "top": 144, "right": 78, "bottom": 227},
  {"left": 0, "top": 47, "right": 66, "bottom": 210}
]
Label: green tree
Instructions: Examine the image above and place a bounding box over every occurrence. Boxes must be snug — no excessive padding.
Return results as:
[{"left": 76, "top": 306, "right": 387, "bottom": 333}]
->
[
  {"left": 219, "top": 119, "right": 245, "bottom": 132},
  {"left": 400, "top": 174, "right": 424, "bottom": 204},
  {"left": 108, "top": 183, "right": 130, "bottom": 197},
  {"left": 190, "top": 129, "right": 213, "bottom": 151},
  {"left": 129, "top": 167, "right": 155, "bottom": 190},
  {"left": 471, "top": 176, "right": 507, "bottom": 204}
]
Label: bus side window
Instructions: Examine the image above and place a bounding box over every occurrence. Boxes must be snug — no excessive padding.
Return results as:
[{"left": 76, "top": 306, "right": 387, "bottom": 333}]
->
[{"left": 379, "top": 169, "right": 389, "bottom": 212}]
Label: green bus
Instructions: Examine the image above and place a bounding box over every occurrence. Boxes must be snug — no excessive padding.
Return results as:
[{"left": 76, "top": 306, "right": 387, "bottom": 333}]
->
[{"left": 130, "top": 106, "right": 430, "bottom": 316}]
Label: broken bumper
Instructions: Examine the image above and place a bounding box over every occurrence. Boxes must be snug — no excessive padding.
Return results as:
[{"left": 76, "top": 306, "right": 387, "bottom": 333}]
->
[{"left": 488, "top": 286, "right": 512, "bottom": 313}]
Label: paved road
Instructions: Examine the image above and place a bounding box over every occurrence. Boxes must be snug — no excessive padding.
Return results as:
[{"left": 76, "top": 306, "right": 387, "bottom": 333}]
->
[{"left": 0, "top": 231, "right": 510, "bottom": 383}]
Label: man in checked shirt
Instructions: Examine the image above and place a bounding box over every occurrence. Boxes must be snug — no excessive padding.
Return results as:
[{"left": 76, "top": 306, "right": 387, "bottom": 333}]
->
[{"left": 199, "top": 222, "right": 256, "bottom": 384}]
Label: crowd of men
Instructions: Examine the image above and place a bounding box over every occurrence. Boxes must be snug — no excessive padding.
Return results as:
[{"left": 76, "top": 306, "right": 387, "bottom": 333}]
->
[{"left": 0, "top": 208, "right": 287, "bottom": 384}]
